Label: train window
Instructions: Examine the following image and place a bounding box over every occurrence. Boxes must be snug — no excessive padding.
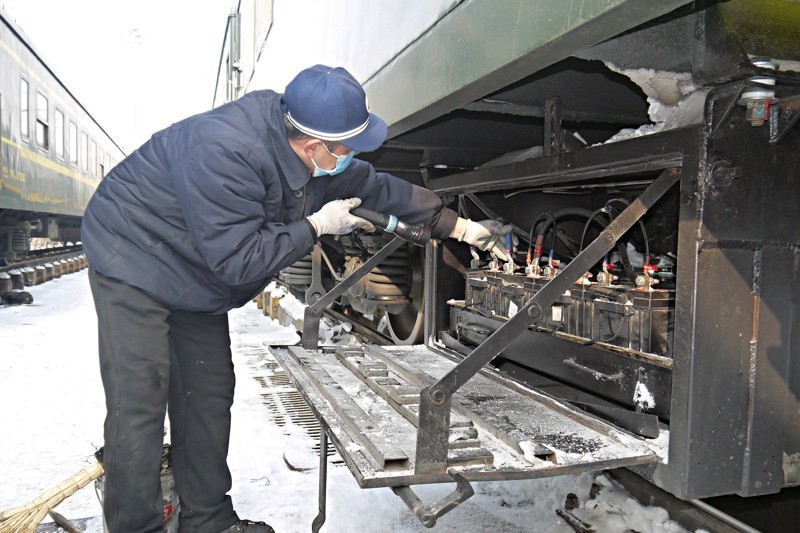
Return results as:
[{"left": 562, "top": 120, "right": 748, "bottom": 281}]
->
[
  {"left": 36, "top": 92, "right": 49, "bottom": 150},
  {"left": 90, "top": 139, "right": 97, "bottom": 176},
  {"left": 80, "top": 131, "right": 88, "bottom": 172},
  {"left": 20, "top": 77, "right": 29, "bottom": 141},
  {"left": 99, "top": 147, "right": 105, "bottom": 178},
  {"left": 55, "top": 109, "right": 65, "bottom": 160},
  {"left": 69, "top": 121, "right": 78, "bottom": 167}
]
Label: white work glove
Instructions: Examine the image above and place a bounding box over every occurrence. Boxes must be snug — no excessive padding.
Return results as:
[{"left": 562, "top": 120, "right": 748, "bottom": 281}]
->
[
  {"left": 306, "top": 198, "right": 375, "bottom": 237},
  {"left": 457, "top": 219, "right": 513, "bottom": 262}
]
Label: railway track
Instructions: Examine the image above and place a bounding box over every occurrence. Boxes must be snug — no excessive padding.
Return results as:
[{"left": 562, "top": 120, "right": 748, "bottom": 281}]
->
[
  {"left": 0, "top": 245, "right": 85, "bottom": 273},
  {"left": 0, "top": 246, "right": 88, "bottom": 299}
]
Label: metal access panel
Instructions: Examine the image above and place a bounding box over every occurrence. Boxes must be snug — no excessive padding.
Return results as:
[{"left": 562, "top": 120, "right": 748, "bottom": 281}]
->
[{"left": 269, "top": 343, "right": 665, "bottom": 488}]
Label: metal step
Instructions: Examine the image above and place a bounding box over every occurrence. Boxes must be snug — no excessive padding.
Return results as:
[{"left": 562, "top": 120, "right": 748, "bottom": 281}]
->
[{"left": 269, "top": 343, "right": 666, "bottom": 489}]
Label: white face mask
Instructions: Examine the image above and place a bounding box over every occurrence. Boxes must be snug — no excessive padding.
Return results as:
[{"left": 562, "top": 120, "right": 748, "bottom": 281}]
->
[{"left": 311, "top": 142, "right": 356, "bottom": 177}]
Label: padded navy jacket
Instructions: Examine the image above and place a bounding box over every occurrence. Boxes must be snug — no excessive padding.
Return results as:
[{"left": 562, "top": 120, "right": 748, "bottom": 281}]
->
[{"left": 81, "top": 90, "right": 457, "bottom": 313}]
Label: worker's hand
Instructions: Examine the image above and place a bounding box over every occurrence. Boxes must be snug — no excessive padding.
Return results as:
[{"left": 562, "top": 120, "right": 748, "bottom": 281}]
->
[
  {"left": 306, "top": 198, "right": 375, "bottom": 237},
  {"left": 457, "top": 219, "right": 513, "bottom": 261}
]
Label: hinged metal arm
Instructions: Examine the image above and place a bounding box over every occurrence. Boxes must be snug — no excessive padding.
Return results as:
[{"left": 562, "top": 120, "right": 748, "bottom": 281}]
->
[{"left": 302, "top": 237, "right": 404, "bottom": 349}]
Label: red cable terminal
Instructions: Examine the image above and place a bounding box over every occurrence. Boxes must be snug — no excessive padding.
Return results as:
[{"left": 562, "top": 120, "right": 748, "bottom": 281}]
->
[
  {"left": 643, "top": 256, "right": 658, "bottom": 275},
  {"left": 532, "top": 234, "right": 544, "bottom": 264}
]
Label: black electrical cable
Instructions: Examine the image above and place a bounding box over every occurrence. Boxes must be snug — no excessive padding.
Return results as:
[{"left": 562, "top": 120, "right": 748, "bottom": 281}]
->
[
  {"left": 533, "top": 213, "right": 558, "bottom": 247},
  {"left": 541, "top": 212, "right": 558, "bottom": 255},
  {"left": 603, "top": 205, "right": 638, "bottom": 283},
  {"left": 528, "top": 211, "right": 557, "bottom": 264},
  {"left": 548, "top": 207, "right": 594, "bottom": 259},
  {"left": 578, "top": 208, "right": 612, "bottom": 252},
  {"left": 528, "top": 218, "right": 536, "bottom": 250},
  {"left": 605, "top": 198, "right": 650, "bottom": 261},
  {"left": 457, "top": 194, "right": 470, "bottom": 219}
]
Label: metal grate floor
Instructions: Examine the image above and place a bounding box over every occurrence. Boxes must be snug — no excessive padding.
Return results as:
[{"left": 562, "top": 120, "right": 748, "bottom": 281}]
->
[{"left": 253, "top": 359, "right": 339, "bottom": 459}]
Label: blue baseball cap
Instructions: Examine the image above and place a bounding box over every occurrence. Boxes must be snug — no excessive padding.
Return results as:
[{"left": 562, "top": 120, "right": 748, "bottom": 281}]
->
[{"left": 283, "top": 65, "right": 387, "bottom": 152}]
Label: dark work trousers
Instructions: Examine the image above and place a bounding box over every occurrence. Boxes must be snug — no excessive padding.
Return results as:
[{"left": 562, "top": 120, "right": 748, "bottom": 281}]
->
[{"left": 89, "top": 268, "right": 239, "bottom": 532}]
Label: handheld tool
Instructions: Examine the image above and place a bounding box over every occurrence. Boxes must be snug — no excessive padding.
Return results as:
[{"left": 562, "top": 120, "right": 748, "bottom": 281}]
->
[{"left": 351, "top": 207, "right": 432, "bottom": 247}]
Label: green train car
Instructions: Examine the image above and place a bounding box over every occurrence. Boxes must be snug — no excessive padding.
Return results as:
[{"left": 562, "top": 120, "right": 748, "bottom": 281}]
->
[{"left": 0, "top": 7, "right": 124, "bottom": 264}]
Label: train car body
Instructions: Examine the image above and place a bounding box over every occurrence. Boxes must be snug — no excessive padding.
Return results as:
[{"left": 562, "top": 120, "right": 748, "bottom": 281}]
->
[
  {"left": 0, "top": 7, "right": 125, "bottom": 263},
  {"left": 215, "top": 0, "right": 800, "bottom": 525}
]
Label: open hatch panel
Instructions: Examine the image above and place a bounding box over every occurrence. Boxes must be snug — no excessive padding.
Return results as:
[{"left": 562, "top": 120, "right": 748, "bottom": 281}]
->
[{"left": 269, "top": 343, "right": 666, "bottom": 489}]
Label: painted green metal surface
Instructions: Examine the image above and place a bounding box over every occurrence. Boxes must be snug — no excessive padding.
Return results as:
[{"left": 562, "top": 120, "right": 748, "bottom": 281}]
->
[
  {"left": 364, "top": 0, "right": 694, "bottom": 139},
  {"left": 719, "top": 0, "right": 800, "bottom": 59}
]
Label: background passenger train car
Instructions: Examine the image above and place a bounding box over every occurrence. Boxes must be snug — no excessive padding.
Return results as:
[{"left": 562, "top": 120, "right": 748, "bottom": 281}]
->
[{"left": 0, "top": 7, "right": 125, "bottom": 264}]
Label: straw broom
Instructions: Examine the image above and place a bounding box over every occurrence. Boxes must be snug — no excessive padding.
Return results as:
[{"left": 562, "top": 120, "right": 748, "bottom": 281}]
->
[{"left": 0, "top": 460, "right": 103, "bottom": 533}]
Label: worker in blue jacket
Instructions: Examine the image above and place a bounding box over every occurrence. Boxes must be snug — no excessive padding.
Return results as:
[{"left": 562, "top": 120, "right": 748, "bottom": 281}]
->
[{"left": 81, "top": 64, "right": 508, "bottom": 533}]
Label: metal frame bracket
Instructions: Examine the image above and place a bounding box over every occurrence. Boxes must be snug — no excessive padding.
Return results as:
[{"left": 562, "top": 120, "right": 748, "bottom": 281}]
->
[
  {"left": 392, "top": 468, "right": 475, "bottom": 528},
  {"left": 769, "top": 94, "right": 800, "bottom": 144},
  {"left": 544, "top": 96, "right": 563, "bottom": 156}
]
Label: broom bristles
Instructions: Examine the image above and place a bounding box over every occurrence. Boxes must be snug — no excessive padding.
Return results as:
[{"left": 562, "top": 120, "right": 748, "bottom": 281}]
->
[{"left": 0, "top": 461, "right": 104, "bottom": 533}]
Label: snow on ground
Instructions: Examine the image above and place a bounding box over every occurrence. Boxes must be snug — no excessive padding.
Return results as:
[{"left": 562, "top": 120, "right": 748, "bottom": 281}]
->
[{"left": 1, "top": 270, "right": 700, "bottom": 532}]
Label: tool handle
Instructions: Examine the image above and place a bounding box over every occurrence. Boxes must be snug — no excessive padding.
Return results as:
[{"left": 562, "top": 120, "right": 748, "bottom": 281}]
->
[
  {"left": 351, "top": 207, "right": 392, "bottom": 229},
  {"left": 351, "top": 207, "right": 432, "bottom": 247}
]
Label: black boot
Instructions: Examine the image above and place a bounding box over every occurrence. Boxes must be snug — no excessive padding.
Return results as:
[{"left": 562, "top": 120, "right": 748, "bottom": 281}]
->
[{"left": 219, "top": 519, "right": 275, "bottom": 533}]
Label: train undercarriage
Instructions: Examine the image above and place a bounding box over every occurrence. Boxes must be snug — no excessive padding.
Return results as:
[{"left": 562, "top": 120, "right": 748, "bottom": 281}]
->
[
  {"left": 0, "top": 212, "right": 82, "bottom": 265},
  {"left": 278, "top": 232, "right": 427, "bottom": 345}
]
